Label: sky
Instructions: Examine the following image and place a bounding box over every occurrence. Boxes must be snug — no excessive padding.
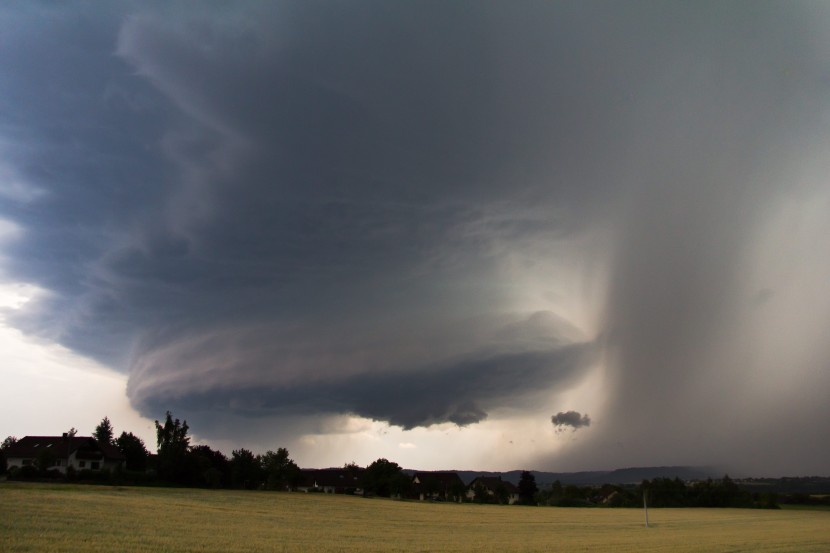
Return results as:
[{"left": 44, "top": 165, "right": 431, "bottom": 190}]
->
[{"left": 1, "top": 2, "right": 830, "bottom": 476}]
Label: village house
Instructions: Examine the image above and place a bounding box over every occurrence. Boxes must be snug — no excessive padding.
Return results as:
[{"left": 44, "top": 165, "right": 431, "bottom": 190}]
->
[
  {"left": 296, "top": 468, "right": 364, "bottom": 494},
  {"left": 466, "top": 476, "right": 520, "bottom": 504},
  {"left": 411, "top": 471, "right": 465, "bottom": 502},
  {"left": 4, "top": 435, "right": 124, "bottom": 474}
]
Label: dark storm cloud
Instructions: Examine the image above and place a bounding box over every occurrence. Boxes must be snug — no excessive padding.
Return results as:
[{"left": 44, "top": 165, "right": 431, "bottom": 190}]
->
[
  {"left": 2, "top": 2, "right": 830, "bottom": 473},
  {"left": 135, "top": 342, "right": 596, "bottom": 430},
  {"left": 0, "top": 2, "right": 606, "bottom": 430},
  {"left": 551, "top": 411, "right": 590, "bottom": 433}
]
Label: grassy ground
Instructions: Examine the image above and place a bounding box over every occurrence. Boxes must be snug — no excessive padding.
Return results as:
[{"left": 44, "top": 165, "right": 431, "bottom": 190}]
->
[{"left": 2, "top": 482, "right": 830, "bottom": 552}]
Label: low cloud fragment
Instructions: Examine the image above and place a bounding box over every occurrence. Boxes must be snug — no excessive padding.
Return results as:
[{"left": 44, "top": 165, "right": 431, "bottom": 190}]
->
[{"left": 551, "top": 411, "right": 591, "bottom": 434}]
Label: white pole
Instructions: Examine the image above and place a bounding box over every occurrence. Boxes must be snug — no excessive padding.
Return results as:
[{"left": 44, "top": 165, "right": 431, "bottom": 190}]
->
[{"left": 643, "top": 488, "right": 649, "bottom": 528}]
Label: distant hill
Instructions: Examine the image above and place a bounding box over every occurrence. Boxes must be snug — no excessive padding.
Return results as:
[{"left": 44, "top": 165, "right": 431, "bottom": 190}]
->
[{"left": 411, "top": 466, "right": 721, "bottom": 487}]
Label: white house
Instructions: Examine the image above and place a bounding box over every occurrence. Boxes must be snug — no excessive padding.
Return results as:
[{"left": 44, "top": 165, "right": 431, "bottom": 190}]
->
[{"left": 4, "top": 435, "right": 124, "bottom": 473}]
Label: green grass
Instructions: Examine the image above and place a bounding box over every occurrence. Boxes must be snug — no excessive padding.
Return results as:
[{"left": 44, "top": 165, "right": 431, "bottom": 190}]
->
[{"left": 2, "top": 482, "right": 830, "bottom": 552}]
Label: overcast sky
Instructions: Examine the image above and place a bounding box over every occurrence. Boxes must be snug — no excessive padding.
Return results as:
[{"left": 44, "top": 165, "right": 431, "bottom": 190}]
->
[{"left": 2, "top": 2, "right": 830, "bottom": 476}]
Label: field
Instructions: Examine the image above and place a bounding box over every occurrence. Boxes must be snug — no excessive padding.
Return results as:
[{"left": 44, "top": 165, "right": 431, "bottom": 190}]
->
[{"left": 2, "top": 483, "right": 829, "bottom": 552}]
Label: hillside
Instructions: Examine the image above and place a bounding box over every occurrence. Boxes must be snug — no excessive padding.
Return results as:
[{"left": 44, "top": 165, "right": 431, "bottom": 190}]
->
[{"left": 429, "top": 466, "right": 721, "bottom": 486}]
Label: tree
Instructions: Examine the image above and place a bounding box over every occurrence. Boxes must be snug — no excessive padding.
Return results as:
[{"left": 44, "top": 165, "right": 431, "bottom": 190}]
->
[
  {"left": 518, "top": 471, "right": 538, "bottom": 505},
  {"left": 343, "top": 462, "right": 362, "bottom": 477},
  {"left": 93, "top": 416, "right": 115, "bottom": 445},
  {"left": 189, "top": 445, "right": 230, "bottom": 488},
  {"left": 449, "top": 479, "right": 467, "bottom": 503},
  {"left": 494, "top": 482, "right": 510, "bottom": 505},
  {"left": 550, "top": 480, "right": 564, "bottom": 499},
  {"left": 0, "top": 436, "right": 17, "bottom": 474},
  {"left": 155, "top": 411, "right": 190, "bottom": 484},
  {"left": 472, "top": 482, "right": 491, "bottom": 504},
  {"left": 363, "top": 458, "right": 406, "bottom": 497},
  {"left": 36, "top": 448, "right": 58, "bottom": 473},
  {"left": 115, "top": 432, "right": 149, "bottom": 472},
  {"left": 261, "top": 448, "right": 301, "bottom": 491},
  {"left": 231, "top": 448, "right": 263, "bottom": 489}
]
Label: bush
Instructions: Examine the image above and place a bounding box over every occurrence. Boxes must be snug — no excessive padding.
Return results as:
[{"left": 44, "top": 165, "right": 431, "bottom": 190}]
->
[{"left": 12, "top": 465, "right": 38, "bottom": 480}]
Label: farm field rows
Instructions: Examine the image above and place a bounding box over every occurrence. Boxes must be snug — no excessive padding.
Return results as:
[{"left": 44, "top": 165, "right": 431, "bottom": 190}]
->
[{"left": 2, "top": 483, "right": 829, "bottom": 552}]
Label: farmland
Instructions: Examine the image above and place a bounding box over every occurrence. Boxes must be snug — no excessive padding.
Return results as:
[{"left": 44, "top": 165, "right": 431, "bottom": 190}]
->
[{"left": 2, "top": 483, "right": 829, "bottom": 552}]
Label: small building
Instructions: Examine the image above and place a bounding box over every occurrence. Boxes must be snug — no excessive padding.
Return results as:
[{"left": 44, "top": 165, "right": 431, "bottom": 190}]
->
[
  {"left": 467, "top": 476, "right": 520, "bottom": 505},
  {"left": 297, "top": 468, "right": 364, "bottom": 494},
  {"left": 411, "top": 471, "right": 465, "bottom": 502},
  {"left": 5, "top": 435, "right": 124, "bottom": 474}
]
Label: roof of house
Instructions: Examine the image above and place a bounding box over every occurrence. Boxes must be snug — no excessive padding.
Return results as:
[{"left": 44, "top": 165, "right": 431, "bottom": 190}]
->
[
  {"left": 4, "top": 436, "right": 124, "bottom": 461},
  {"left": 300, "top": 468, "right": 364, "bottom": 488},
  {"left": 468, "top": 476, "right": 518, "bottom": 493},
  {"left": 412, "top": 471, "right": 464, "bottom": 488}
]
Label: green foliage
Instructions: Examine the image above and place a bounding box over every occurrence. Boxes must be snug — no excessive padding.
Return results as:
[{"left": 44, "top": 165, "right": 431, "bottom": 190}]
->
[
  {"left": 116, "top": 432, "right": 149, "bottom": 472},
  {"left": 36, "top": 448, "right": 58, "bottom": 473},
  {"left": 154, "top": 411, "right": 191, "bottom": 484},
  {"left": 637, "top": 476, "right": 758, "bottom": 508},
  {"left": 472, "top": 483, "right": 490, "bottom": 504},
  {"left": 449, "top": 480, "right": 467, "bottom": 503},
  {"left": 230, "top": 448, "right": 262, "bottom": 489},
  {"left": 0, "top": 436, "right": 15, "bottom": 474},
  {"left": 518, "top": 471, "right": 538, "bottom": 505},
  {"left": 188, "top": 445, "right": 231, "bottom": 488},
  {"left": 343, "top": 462, "right": 362, "bottom": 477},
  {"left": 93, "top": 417, "right": 115, "bottom": 446},
  {"left": 261, "top": 448, "right": 301, "bottom": 491},
  {"left": 363, "top": 458, "right": 408, "bottom": 497},
  {"left": 494, "top": 482, "right": 509, "bottom": 505}
]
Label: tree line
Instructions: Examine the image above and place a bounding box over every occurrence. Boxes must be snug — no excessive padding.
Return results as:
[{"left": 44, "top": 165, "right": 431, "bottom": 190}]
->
[
  {"left": 535, "top": 476, "right": 780, "bottom": 509},
  {"left": 0, "top": 413, "right": 440, "bottom": 495},
  {"left": 0, "top": 414, "right": 787, "bottom": 508}
]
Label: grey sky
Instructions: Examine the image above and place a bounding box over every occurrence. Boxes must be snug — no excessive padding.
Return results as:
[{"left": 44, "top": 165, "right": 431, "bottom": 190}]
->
[{"left": 1, "top": 2, "right": 829, "bottom": 475}]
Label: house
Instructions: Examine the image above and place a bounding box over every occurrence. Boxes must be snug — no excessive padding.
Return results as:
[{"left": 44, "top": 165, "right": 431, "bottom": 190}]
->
[
  {"left": 411, "top": 471, "right": 465, "bottom": 502},
  {"left": 467, "top": 476, "right": 520, "bottom": 504},
  {"left": 296, "top": 468, "right": 364, "bottom": 494},
  {"left": 4, "top": 435, "right": 124, "bottom": 474}
]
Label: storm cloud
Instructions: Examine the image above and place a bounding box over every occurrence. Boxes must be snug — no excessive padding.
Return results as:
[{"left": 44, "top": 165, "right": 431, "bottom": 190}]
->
[
  {"left": 2, "top": 2, "right": 830, "bottom": 474},
  {"left": 551, "top": 411, "right": 591, "bottom": 433}
]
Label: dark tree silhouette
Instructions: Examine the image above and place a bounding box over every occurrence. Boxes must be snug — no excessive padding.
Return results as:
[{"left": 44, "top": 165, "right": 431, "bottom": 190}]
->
[
  {"left": 93, "top": 416, "right": 115, "bottom": 445},
  {"left": 363, "top": 458, "right": 408, "bottom": 497},
  {"left": 230, "top": 448, "right": 262, "bottom": 489},
  {"left": 116, "top": 431, "right": 149, "bottom": 472},
  {"left": 189, "top": 444, "right": 231, "bottom": 488},
  {"left": 518, "top": 470, "right": 538, "bottom": 505},
  {"left": 0, "top": 436, "right": 17, "bottom": 474},
  {"left": 155, "top": 411, "right": 190, "bottom": 484},
  {"left": 261, "top": 448, "right": 301, "bottom": 490}
]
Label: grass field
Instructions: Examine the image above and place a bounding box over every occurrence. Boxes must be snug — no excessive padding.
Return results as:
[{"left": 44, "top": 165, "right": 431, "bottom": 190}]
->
[{"left": 2, "top": 483, "right": 829, "bottom": 552}]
